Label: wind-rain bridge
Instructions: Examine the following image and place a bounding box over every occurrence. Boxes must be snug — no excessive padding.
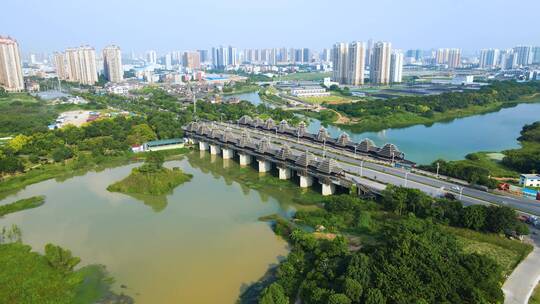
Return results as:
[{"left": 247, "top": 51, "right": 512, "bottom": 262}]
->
[{"left": 183, "top": 117, "right": 411, "bottom": 196}]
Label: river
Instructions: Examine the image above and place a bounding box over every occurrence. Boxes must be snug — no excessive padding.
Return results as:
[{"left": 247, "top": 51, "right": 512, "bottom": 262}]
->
[
  {"left": 0, "top": 152, "right": 321, "bottom": 303},
  {"left": 231, "top": 92, "right": 540, "bottom": 164}
]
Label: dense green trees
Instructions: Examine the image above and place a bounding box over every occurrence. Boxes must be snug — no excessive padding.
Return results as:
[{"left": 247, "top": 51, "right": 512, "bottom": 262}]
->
[
  {"left": 381, "top": 185, "right": 527, "bottom": 235},
  {"left": 502, "top": 121, "right": 540, "bottom": 173}
]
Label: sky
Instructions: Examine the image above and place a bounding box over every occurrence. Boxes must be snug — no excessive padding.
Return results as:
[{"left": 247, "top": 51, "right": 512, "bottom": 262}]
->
[{"left": 2, "top": 0, "right": 540, "bottom": 54}]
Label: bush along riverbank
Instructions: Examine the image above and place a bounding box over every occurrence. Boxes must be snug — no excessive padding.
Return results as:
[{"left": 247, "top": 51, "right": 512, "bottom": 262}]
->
[
  {"left": 247, "top": 185, "right": 531, "bottom": 304},
  {"left": 328, "top": 80, "right": 540, "bottom": 133},
  {"left": 0, "top": 196, "right": 45, "bottom": 217},
  {"left": 107, "top": 151, "right": 193, "bottom": 196},
  {"left": 0, "top": 225, "right": 133, "bottom": 304}
]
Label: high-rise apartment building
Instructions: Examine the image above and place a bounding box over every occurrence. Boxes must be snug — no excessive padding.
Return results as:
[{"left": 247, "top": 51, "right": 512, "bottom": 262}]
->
[
  {"left": 500, "top": 49, "right": 517, "bottom": 70},
  {"left": 514, "top": 45, "right": 532, "bottom": 66},
  {"left": 390, "top": 50, "right": 403, "bottom": 83},
  {"left": 197, "top": 50, "right": 209, "bottom": 63},
  {"left": 533, "top": 47, "right": 540, "bottom": 64},
  {"left": 479, "top": 49, "right": 500, "bottom": 69},
  {"left": 435, "top": 48, "right": 461, "bottom": 68},
  {"left": 228, "top": 46, "right": 237, "bottom": 66},
  {"left": 365, "top": 39, "right": 374, "bottom": 67},
  {"left": 332, "top": 42, "right": 365, "bottom": 86},
  {"left": 321, "top": 48, "right": 332, "bottom": 63},
  {"left": 0, "top": 36, "right": 24, "bottom": 91},
  {"left": 146, "top": 50, "right": 157, "bottom": 65},
  {"left": 405, "top": 49, "right": 422, "bottom": 61},
  {"left": 370, "top": 41, "right": 392, "bottom": 85},
  {"left": 212, "top": 46, "right": 229, "bottom": 69},
  {"left": 183, "top": 51, "right": 201, "bottom": 69},
  {"left": 65, "top": 46, "right": 98, "bottom": 85},
  {"left": 54, "top": 52, "right": 68, "bottom": 80},
  {"left": 102, "top": 45, "right": 123, "bottom": 83},
  {"left": 332, "top": 42, "right": 348, "bottom": 84}
]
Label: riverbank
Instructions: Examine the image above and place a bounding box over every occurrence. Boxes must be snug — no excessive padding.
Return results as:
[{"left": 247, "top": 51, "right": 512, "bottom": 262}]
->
[
  {"left": 246, "top": 187, "right": 532, "bottom": 303},
  {"left": 335, "top": 96, "right": 540, "bottom": 133},
  {"left": 0, "top": 148, "right": 190, "bottom": 200}
]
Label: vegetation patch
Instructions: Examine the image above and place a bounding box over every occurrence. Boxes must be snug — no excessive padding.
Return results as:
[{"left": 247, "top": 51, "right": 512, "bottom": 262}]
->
[
  {"left": 0, "top": 195, "right": 45, "bottom": 217},
  {"left": 107, "top": 152, "right": 192, "bottom": 196}
]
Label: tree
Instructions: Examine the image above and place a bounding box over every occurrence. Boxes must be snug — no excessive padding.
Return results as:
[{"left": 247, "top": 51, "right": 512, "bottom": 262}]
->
[
  {"left": 485, "top": 206, "right": 516, "bottom": 234},
  {"left": 343, "top": 278, "right": 363, "bottom": 303},
  {"left": 461, "top": 205, "right": 487, "bottom": 231},
  {"left": 126, "top": 124, "right": 157, "bottom": 146},
  {"left": 52, "top": 146, "right": 74, "bottom": 162},
  {"left": 365, "top": 289, "right": 385, "bottom": 304},
  {"left": 328, "top": 293, "right": 351, "bottom": 304},
  {"left": 259, "top": 283, "right": 288, "bottom": 304},
  {"left": 7, "top": 134, "right": 30, "bottom": 153},
  {"left": 44, "top": 244, "right": 81, "bottom": 275},
  {"left": 0, "top": 87, "right": 7, "bottom": 97}
]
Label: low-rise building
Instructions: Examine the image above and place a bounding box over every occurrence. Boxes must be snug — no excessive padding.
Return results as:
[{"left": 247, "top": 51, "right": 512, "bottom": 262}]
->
[
  {"left": 520, "top": 174, "right": 540, "bottom": 187},
  {"left": 290, "top": 86, "right": 330, "bottom": 97}
]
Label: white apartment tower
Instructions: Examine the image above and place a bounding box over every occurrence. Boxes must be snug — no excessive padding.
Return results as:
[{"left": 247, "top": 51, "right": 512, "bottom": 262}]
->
[
  {"left": 479, "top": 49, "right": 500, "bottom": 69},
  {"left": 65, "top": 46, "right": 98, "bottom": 85},
  {"left": 370, "top": 41, "right": 392, "bottom": 85},
  {"left": 54, "top": 52, "right": 68, "bottom": 80},
  {"left": 435, "top": 48, "right": 461, "bottom": 68},
  {"left": 332, "top": 42, "right": 348, "bottom": 84},
  {"left": 0, "top": 36, "right": 24, "bottom": 91},
  {"left": 102, "top": 45, "right": 123, "bottom": 83},
  {"left": 347, "top": 42, "right": 366, "bottom": 86},
  {"left": 390, "top": 50, "right": 404, "bottom": 83}
]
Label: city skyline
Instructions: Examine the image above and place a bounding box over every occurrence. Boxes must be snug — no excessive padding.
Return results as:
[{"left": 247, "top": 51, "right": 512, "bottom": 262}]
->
[{"left": 3, "top": 0, "right": 540, "bottom": 54}]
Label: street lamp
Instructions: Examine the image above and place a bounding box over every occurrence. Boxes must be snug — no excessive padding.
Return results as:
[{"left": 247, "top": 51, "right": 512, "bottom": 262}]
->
[
  {"left": 360, "top": 160, "right": 364, "bottom": 177},
  {"left": 404, "top": 171, "right": 409, "bottom": 187},
  {"left": 323, "top": 139, "right": 326, "bottom": 158},
  {"left": 436, "top": 162, "right": 440, "bottom": 179},
  {"left": 459, "top": 187, "right": 463, "bottom": 200},
  {"left": 354, "top": 145, "right": 357, "bottom": 158}
]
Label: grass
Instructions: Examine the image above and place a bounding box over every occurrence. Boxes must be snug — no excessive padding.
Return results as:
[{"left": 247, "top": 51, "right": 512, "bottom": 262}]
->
[
  {"left": 444, "top": 226, "right": 533, "bottom": 277},
  {"left": 458, "top": 152, "right": 519, "bottom": 178},
  {"left": 73, "top": 265, "right": 114, "bottom": 304},
  {"left": 530, "top": 283, "right": 540, "bottom": 304},
  {"left": 279, "top": 72, "right": 331, "bottom": 81},
  {"left": 107, "top": 167, "right": 193, "bottom": 196},
  {"left": 0, "top": 196, "right": 45, "bottom": 217},
  {"left": 300, "top": 93, "right": 357, "bottom": 105}
]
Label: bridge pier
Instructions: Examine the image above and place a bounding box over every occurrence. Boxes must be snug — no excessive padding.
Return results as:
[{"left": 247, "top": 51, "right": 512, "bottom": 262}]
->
[
  {"left": 210, "top": 144, "right": 221, "bottom": 155},
  {"left": 320, "top": 182, "right": 336, "bottom": 196},
  {"left": 277, "top": 167, "right": 291, "bottom": 180},
  {"left": 239, "top": 153, "right": 252, "bottom": 166},
  {"left": 188, "top": 138, "right": 198, "bottom": 145},
  {"left": 257, "top": 159, "right": 272, "bottom": 173},
  {"left": 298, "top": 174, "right": 313, "bottom": 188},
  {"left": 199, "top": 141, "right": 209, "bottom": 151},
  {"left": 222, "top": 148, "right": 234, "bottom": 159}
]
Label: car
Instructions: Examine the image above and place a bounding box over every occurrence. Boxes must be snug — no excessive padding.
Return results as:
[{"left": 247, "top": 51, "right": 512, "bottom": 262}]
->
[{"left": 451, "top": 185, "right": 461, "bottom": 191}]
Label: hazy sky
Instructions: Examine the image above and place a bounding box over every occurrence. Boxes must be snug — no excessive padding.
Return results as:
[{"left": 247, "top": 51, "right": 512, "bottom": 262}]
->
[{"left": 3, "top": 0, "right": 540, "bottom": 54}]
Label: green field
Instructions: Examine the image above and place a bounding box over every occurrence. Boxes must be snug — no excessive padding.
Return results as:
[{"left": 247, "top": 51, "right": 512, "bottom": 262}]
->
[
  {"left": 279, "top": 72, "right": 331, "bottom": 81},
  {"left": 300, "top": 93, "right": 358, "bottom": 105},
  {"left": 444, "top": 226, "right": 533, "bottom": 276}
]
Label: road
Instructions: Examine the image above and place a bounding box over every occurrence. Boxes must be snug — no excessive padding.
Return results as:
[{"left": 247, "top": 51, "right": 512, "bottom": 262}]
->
[
  {"left": 503, "top": 228, "right": 540, "bottom": 304},
  {"left": 215, "top": 121, "right": 540, "bottom": 216}
]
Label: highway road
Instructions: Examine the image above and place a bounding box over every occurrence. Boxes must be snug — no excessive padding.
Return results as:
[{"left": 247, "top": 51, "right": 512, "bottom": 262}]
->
[{"left": 213, "top": 121, "right": 540, "bottom": 216}]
